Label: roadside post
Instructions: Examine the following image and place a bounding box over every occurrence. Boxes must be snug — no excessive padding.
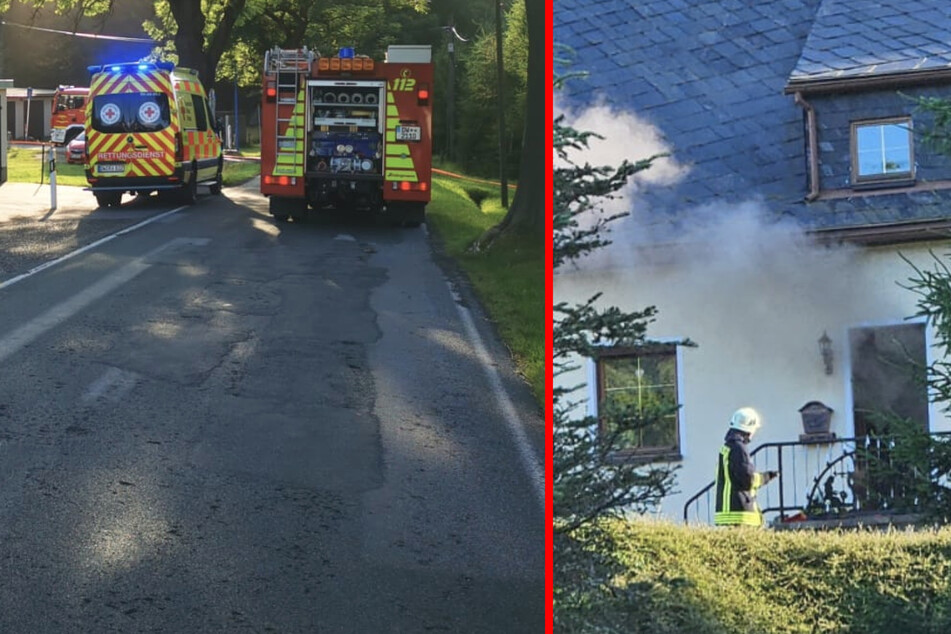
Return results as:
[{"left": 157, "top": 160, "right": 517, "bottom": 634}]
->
[
  {"left": 49, "top": 147, "right": 57, "bottom": 211},
  {"left": 25, "top": 87, "right": 32, "bottom": 140}
]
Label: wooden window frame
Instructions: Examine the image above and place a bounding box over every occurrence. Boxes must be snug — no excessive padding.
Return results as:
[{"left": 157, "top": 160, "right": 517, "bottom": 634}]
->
[
  {"left": 850, "top": 116, "right": 914, "bottom": 188},
  {"left": 594, "top": 343, "right": 682, "bottom": 463}
]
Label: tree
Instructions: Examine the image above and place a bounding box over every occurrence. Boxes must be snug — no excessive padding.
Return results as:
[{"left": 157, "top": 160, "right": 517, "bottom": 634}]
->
[
  {"left": 869, "top": 253, "right": 951, "bottom": 524},
  {"left": 552, "top": 53, "right": 686, "bottom": 631},
  {"left": 1, "top": 0, "right": 249, "bottom": 92},
  {"left": 471, "top": 0, "right": 541, "bottom": 249},
  {"left": 141, "top": 0, "right": 248, "bottom": 91},
  {"left": 552, "top": 55, "right": 679, "bottom": 535}
]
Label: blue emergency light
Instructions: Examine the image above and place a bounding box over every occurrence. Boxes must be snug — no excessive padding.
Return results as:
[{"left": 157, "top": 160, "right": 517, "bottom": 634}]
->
[
  {"left": 338, "top": 47, "right": 355, "bottom": 59},
  {"left": 87, "top": 61, "right": 175, "bottom": 75}
]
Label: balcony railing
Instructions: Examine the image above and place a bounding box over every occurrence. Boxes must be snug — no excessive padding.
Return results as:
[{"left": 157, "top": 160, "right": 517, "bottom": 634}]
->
[{"left": 682, "top": 432, "right": 951, "bottom": 526}]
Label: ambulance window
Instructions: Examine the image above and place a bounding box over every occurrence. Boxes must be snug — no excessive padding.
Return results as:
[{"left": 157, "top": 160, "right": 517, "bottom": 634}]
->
[
  {"left": 191, "top": 95, "right": 208, "bottom": 131},
  {"left": 92, "top": 93, "right": 170, "bottom": 133}
]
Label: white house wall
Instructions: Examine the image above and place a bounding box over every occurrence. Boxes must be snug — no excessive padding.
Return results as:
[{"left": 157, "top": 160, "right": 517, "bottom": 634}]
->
[{"left": 555, "top": 236, "right": 951, "bottom": 523}]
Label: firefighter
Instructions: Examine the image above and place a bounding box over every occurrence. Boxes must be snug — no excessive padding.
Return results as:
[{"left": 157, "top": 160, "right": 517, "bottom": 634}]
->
[{"left": 714, "top": 407, "right": 779, "bottom": 527}]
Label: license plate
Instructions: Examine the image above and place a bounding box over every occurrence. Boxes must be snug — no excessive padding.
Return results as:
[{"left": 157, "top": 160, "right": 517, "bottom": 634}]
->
[
  {"left": 395, "top": 125, "right": 421, "bottom": 141},
  {"left": 97, "top": 163, "right": 125, "bottom": 174}
]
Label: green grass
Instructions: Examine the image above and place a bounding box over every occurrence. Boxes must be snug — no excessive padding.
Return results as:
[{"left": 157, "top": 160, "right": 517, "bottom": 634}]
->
[
  {"left": 558, "top": 518, "right": 951, "bottom": 634},
  {"left": 5, "top": 146, "right": 260, "bottom": 188},
  {"left": 222, "top": 160, "right": 259, "bottom": 186},
  {"left": 6, "top": 147, "right": 88, "bottom": 186},
  {"left": 426, "top": 173, "right": 543, "bottom": 407}
]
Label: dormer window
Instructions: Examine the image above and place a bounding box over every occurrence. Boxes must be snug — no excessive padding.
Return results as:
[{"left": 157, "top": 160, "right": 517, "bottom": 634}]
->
[{"left": 851, "top": 117, "right": 914, "bottom": 186}]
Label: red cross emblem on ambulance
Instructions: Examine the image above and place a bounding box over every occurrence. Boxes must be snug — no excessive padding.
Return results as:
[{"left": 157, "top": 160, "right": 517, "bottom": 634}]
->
[
  {"left": 100, "top": 103, "right": 121, "bottom": 126},
  {"left": 138, "top": 101, "right": 160, "bottom": 125}
]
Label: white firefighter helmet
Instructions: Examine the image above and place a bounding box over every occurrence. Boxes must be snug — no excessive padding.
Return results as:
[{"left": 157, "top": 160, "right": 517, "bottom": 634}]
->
[{"left": 730, "top": 407, "right": 761, "bottom": 435}]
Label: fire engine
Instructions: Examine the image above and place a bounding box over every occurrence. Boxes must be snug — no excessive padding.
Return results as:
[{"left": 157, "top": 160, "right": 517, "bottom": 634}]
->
[
  {"left": 50, "top": 85, "right": 89, "bottom": 145},
  {"left": 260, "top": 45, "right": 433, "bottom": 225}
]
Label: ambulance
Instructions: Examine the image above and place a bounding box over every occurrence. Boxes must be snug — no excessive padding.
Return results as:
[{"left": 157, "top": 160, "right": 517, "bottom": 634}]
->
[{"left": 84, "top": 61, "right": 223, "bottom": 208}]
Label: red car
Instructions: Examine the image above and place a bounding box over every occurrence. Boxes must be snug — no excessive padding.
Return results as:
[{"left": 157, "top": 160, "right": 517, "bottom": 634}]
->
[{"left": 66, "top": 131, "right": 85, "bottom": 164}]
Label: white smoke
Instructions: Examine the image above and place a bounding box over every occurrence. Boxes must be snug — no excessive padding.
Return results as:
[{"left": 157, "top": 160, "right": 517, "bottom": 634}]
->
[
  {"left": 554, "top": 94, "right": 688, "bottom": 218},
  {"left": 552, "top": 95, "right": 887, "bottom": 350}
]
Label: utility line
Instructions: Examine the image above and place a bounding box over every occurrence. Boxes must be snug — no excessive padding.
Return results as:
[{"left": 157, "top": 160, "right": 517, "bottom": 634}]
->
[{"left": 0, "top": 19, "right": 154, "bottom": 43}]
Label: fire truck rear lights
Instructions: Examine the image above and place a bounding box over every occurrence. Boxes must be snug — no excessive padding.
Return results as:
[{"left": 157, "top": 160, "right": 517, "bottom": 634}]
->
[
  {"left": 264, "top": 175, "right": 297, "bottom": 186},
  {"left": 417, "top": 88, "right": 430, "bottom": 100},
  {"left": 399, "top": 182, "right": 411, "bottom": 191}
]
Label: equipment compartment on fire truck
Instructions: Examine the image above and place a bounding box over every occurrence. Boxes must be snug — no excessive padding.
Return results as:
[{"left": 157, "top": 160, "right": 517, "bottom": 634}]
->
[
  {"left": 307, "top": 80, "right": 384, "bottom": 178},
  {"left": 260, "top": 44, "right": 433, "bottom": 226}
]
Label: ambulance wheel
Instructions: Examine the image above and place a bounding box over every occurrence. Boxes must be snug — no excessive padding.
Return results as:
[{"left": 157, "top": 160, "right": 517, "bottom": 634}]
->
[
  {"left": 209, "top": 160, "right": 223, "bottom": 195},
  {"left": 180, "top": 167, "right": 198, "bottom": 204},
  {"left": 95, "top": 192, "right": 122, "bottom": 208}
]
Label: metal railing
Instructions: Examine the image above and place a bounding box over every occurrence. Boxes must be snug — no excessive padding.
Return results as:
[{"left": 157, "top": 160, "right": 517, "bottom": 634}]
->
[{"left": 682, "top": 432, "right": 951, "bottom": 525}]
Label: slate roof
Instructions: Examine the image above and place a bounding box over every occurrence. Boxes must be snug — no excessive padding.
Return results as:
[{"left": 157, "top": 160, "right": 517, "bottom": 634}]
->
[
  {"left": 554, "top": 0, "right": 951, "bottom": 239},
  {"left": 789, "top": 0, "right": 951, "bottom": 84}
]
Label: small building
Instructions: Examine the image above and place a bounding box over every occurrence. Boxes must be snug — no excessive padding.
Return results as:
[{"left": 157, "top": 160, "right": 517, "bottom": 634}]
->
[
  {"left": 4, "top": 87, "right": 55, "bottom": 141},
  {"left": 0, "top": 78, "right": 14, "bottom": 183}
]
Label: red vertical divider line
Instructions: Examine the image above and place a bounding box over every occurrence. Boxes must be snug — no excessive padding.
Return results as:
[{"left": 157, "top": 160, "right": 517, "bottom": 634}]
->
[{"left": 545, "top": 0, "right": 555, "bottom": 630}]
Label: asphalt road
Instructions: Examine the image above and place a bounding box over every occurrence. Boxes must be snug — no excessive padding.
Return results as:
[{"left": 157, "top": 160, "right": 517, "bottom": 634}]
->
[{"left": 0, "top": 180, "right": 544, "bottom": 632}]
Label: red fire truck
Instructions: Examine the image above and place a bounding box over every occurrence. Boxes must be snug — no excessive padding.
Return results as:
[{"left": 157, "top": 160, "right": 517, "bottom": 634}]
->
[
  {"left": 260, "top": 45, "right": 433, "bottom": 226},
  {"left": 50, "top": 85, "right": 89, "bottom": 145}
]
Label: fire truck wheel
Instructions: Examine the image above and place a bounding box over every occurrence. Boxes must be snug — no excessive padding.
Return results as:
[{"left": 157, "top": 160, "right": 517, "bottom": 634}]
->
[
  {"left": 180, "top": 167, "right": 198, "bottom": 204},
  {"left": 94, "top": 192, "right": 122, "bottom": 208},
  {"left": 401, "top": 203, "right": 426, "bottom": 228},
  {"left": 290, "top": 207, "right": 307, "bottom": 223}
]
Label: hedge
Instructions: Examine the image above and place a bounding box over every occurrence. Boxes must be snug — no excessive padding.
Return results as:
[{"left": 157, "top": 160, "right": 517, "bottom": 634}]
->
[{"left": 555, "top": 519, "right": 951, "bottom": 633}]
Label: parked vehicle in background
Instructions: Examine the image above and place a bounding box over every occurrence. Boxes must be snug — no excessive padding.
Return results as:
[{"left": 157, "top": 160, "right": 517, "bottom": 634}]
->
[
  {"left": 65, "top": 131, "right": 85, "bottom": 164},
  {"left": 50, "top": 86, "right": 89, "bottom": 145}
]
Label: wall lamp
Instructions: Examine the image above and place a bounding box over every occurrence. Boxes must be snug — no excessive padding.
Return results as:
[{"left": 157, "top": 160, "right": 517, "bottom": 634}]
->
[{"left": 818, "top": 331, "right": 833, "bottom": 375}]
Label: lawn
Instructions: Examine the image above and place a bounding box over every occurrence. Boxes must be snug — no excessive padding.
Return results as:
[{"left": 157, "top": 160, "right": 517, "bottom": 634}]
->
[{"left": 5, "top": 145, "right": 260, "bottom": 188}]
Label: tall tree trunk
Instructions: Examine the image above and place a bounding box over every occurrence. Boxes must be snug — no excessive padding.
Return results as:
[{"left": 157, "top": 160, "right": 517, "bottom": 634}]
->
[
  {"left": 474, "top": 0, "right": 543, "bottom": 250},
  {"left": 167, "top": 0, "right": 248, "bottom": 91}
]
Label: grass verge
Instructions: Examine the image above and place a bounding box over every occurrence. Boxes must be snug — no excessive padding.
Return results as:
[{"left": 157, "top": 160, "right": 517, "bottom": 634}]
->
[
  {"left": 5, "top": 146, "right": 260, "bottom": 188},
  {"left": 7, "top": 146, "right": 87, "bottom": 186},
  {"left": 426, "top": 172, "right": 543, "bottom": 407},
  {"left": 222, "top": 160, "right": 259, "bottom": 186}
]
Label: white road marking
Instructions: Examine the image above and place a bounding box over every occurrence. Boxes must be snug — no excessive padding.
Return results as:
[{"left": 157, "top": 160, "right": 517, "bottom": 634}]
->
[
  {"left": 0, "top": 205, "right": 189, "bottom": 291},
  {"left": 334, "top": 234, "right": 357, "bottom": 242},
  {"left": 0, "top": 237, "right": 199, "bottom": 364},
  {"left": 447, "top": 280, "right": 545, "bottom": 508}
]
